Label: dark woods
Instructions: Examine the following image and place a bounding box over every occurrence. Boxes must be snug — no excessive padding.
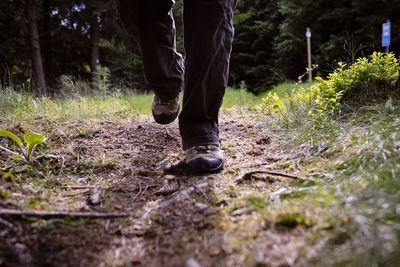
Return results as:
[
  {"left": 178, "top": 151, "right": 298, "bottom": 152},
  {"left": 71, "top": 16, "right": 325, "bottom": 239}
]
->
[{"left": 0, "top": 0, "right": 399, "bottom": 95}]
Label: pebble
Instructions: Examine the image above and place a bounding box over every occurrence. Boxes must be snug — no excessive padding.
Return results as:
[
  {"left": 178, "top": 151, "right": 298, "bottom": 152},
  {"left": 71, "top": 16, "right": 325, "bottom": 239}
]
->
[{"left": 185, "top": 258, "right": 201, "bottom": 267}]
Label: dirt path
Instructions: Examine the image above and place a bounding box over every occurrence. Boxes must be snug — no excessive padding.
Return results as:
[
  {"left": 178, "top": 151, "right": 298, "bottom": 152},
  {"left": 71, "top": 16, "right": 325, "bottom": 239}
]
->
[{"left": 1, "top": 110, "right": 323, "bottom": 266}]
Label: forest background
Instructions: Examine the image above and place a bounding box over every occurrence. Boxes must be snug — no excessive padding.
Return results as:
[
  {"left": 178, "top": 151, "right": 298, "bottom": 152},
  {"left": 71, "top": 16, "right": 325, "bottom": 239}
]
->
[{"left": 0, "top": 0, "right": 399, "bottom": 95}]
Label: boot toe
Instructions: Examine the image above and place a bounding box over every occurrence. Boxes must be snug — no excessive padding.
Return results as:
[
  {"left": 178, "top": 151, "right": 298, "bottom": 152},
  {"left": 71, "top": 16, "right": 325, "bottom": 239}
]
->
[{"left": 186, "top": 157, "right": 224, "bottom": 173}]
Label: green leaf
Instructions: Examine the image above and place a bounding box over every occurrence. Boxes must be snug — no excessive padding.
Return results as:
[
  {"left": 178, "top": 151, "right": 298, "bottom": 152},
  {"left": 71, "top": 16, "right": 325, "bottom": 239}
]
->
[
  {"left": 2, "top": 172, "right": 12, "bottom": 179},
  {"left": 11, "top": 155, "right": 22, "bottom": 161},
  {"left": 0, "top": 130, "right": 22, "bottom": 148},
  {"left": 24, "top": 133, "right": 45, "bottom": 161}
]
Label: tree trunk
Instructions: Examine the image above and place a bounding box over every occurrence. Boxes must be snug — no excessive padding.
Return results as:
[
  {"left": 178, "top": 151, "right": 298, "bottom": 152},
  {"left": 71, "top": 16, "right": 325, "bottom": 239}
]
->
[
  {"left": 43, "top": 0, "right": 53, "bottom": 86},
  {"left": 27, "top": 0, "right": 47, "bottom": 96},
  {"left": 90, "top": 16, "right": 100, "bottom": 91}
]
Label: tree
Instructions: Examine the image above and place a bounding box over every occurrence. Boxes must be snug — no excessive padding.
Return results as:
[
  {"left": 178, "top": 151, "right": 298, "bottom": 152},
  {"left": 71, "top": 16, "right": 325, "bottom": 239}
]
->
[
  {"left": 27, "top": 0, "right": 47, "bottom": 95},
  {"left": 89, "top": 13, "right": 100, "bottom": 90},
  {"left": 230, "top": 0, "right": 282, "bottom": 93}
]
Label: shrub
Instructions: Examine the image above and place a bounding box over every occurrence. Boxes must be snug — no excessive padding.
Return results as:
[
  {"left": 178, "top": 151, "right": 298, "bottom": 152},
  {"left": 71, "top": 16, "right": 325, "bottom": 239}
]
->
[
  {"left": 258, "top": 52, "right": 400, "bottom": 128},
  {"left": 318, "top": 52, "right": 399, "bottom": 105}
]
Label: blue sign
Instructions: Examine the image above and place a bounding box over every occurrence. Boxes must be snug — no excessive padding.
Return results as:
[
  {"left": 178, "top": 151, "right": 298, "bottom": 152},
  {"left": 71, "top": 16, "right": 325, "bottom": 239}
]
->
[{"left": 382, "top": 21, "right": 391, "bottom": 47}]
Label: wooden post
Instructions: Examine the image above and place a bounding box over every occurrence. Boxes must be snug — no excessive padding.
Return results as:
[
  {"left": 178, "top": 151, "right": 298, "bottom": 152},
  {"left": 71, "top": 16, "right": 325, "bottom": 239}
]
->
[{"left": 306, "top": 27, "right": 312, "bottom": 82}]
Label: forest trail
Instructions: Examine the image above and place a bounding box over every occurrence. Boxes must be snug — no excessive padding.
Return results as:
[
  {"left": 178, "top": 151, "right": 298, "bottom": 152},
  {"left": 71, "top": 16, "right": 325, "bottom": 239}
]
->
[{"left": 0, "top": 109, "right": 347, "bottom": 266}]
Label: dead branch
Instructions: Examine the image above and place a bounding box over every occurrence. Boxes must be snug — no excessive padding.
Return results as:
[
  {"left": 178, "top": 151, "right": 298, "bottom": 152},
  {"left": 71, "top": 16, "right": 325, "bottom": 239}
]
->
[
  {"left": 131, "top": 181, "right": 143, "bottom": 202},
  {"left": 0, "top": 208, "right": 131, "bottom": 219},
  {"left": 190, "top": 183, "right": 212, "bottom": 203},
  {"left": 155, "top": 180, "right": 180, "bottom": 196},
  {"left": 141, "top": 182, "right": 210, "bottom": 220},
  {"left": 64, "top": 189, "right": 91, "bottom": 197},
  {"left": 61, "top": 185, "right": 97, "bottom": 190},
  {"left": 235, "top": 170, "right": 307, "bottom": 183},
  {"left": 0, "top": 217, "right": 14, "bottom": 228},
  {"left": 156, "top": 182, "right": 209, "bottom": 210}
]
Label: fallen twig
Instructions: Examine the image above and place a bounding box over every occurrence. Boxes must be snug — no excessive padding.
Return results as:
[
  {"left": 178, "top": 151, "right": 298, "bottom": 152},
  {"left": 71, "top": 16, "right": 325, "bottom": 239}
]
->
[
  {"left": 155, "top": 157, "right": 170, "bottom": 168},
  {"left": 0, "top": 217, "right": 14, "bottom": 228},
  {"left": 64, "top": 189, "right": 91, "bottom": 197},
  {"left": 157, "top": 182, "right": 209, "bottom": 209},
  {"left": 251, "top": 157, "right": 284, "bottom": 166},
  {"left": 0, "top": 208, "right": 131, "bottom": 219},
  {"left": 190, "top": 183, "right": 212, "bottom": 203},
  {"left": 235, "top": 170, "right": 307, "bottom": 183},
  {"left": 0, "top": 146, "right": 20, "bottom": 156},
  {"left": 131, "top": 181, "right": 143, "bottom": 202},
  {"left": 61, "top": 185, "right": 97, "bottom": 190},
  {"left": 155, "top": 180, "right": 180, "bottom": 196},
  {"left": 142, "top": 182, "right": 209, "bottom": 219}
]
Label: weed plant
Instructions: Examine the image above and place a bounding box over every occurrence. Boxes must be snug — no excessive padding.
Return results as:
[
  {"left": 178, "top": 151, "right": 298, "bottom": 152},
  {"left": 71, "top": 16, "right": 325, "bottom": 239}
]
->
[
  {"left": 255, "top": 52, "right": 400, "bottom": 265},
  {"left": 258, "top": 52, "right": 400, "bottom": 137}
]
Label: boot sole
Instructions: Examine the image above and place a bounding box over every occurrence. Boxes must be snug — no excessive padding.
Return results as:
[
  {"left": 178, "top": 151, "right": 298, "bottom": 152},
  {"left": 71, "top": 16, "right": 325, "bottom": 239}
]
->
[
  {"left": 152, "top": 108, "right": 179, "bottom": 125},
  {"left": 186, "top": 158, "right": 224, "bottom": 174}
]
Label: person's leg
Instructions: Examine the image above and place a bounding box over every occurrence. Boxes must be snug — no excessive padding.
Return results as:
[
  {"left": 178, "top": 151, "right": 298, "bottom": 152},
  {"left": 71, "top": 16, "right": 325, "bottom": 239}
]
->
[
  {"left": 119, "top": 0, "right": 184, "bottom": 123},
  {"left": 180, "top": 0, "right": 235, "bottom": 150},
  {"left": 180, "top": 0, "right": 235, "bottom": 172}
]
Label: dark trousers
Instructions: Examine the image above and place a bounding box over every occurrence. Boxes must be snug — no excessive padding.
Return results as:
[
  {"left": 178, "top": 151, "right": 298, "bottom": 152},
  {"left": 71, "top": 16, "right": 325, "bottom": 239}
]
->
[{"left": 119, "top": 0, "right": 235, "bottom": 150}]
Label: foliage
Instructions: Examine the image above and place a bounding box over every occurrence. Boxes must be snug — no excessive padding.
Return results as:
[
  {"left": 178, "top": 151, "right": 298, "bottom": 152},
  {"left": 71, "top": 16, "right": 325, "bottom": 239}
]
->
[
  {"left": 322, "top": 52, "right": 400, "bottom": 105},
  {"left": 99, "top": 38, "right": 146, "bottom": 91},
  {"left": 96, "top": 65, "right": 112, "bottom": 96},
  {"left": 258, "top": 83, "right": 341, "bottom": 129},
  {"left": 0, "top": 130, "right": 45, "bottom": 161},
  {"left": 59, "top": 75, "right": 77, "bottom": 94},
  {"left": 230, "top": 0, "right": 283, "bottom": 93},
  {"left": 258, "top": 52, "right": 400, "bottom": 128},
  {"left": 231, "top": 0, "right": 400, "bottom": 93},
  {"left": 2, "top": 0, "right": 400, "bottom": 94}
]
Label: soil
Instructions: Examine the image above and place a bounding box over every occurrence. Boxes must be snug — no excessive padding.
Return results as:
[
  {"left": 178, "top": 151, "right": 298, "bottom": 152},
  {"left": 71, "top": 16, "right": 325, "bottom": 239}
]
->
[{"left": 0, "top": 110, "right": 316, "bottom": 267}]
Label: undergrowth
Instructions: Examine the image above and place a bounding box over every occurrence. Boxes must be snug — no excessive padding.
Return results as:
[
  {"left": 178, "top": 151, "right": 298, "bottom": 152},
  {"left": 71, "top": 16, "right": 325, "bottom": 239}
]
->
[
  {"left": 251, "top": 52, "right": 400, "bottom": 265},
  {"left": 1, "top": 52, "right": 400, "bottom": 266},
  {"left": 258, "top": 52, "right": 400, "bottom": 134}
]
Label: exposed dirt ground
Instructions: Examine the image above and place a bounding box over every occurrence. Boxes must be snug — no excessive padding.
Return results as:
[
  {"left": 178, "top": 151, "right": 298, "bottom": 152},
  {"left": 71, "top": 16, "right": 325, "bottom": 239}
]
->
[{"left": 0, "top": 110, "right": 336, "bottom": 266}]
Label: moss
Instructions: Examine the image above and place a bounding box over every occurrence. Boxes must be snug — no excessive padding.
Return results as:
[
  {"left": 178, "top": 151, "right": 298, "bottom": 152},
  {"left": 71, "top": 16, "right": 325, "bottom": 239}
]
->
[{"left": 0, "top": 188, "right": 12, "bottom": 199}]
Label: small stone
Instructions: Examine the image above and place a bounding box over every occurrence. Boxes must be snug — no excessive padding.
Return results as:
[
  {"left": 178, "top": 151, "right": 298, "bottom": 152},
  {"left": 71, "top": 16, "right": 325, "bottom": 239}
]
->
[
  {"left": 114, "top": 205, "right": 123, "bottom": 210},
  {"left": 210, "top": 247, "right": 221, "bottom": 256},
  {"left": 194, "top": 203, "right": 208, "bottom": 210},
  {"left": 164, "top": 174, "right": 176, "bottom": 180},
  {"left": 231, "top": 207, "right": 250, "bottom": 216},
  {"left": 185, "top": 258, "right": 200, "bottom": 267},
  {"left": 131, "top": 257, "right": 142, "bottom": 265}
]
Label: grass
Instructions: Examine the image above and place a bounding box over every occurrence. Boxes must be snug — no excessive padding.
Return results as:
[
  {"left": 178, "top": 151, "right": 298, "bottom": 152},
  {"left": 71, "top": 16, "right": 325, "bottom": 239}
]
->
[
  {"left": 228, "top": 67, "right": 400, "bottom": 264},
  {"left": 0, "top": 87, "right": 264, "bottom": 129},
  {"left": 222, "top": 87, "right": 261, "bottom": 108},
  {"left": 215, "top": 100, "right": 400, "bottom": 265},
  {"left": 0, "top": 89, "right": 134, "bottom": 126},
  {"left": 1, "top": 79, "right": 400, "bottom": 265},
  {"left": 120, "top": 87, "right": 262, "bottom": 112},
  {"left": 260, "top": 81, "right": 315, "bottom": 98}
]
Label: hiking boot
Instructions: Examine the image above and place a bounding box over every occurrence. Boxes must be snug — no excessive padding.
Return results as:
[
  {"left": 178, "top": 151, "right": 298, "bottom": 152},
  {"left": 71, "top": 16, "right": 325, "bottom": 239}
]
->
[
  {"left": 185, "top": 144, "right": 224, "bottom": 173},
  {"left": 152, "top": 95, "right": 180, "bottom": 124}
]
